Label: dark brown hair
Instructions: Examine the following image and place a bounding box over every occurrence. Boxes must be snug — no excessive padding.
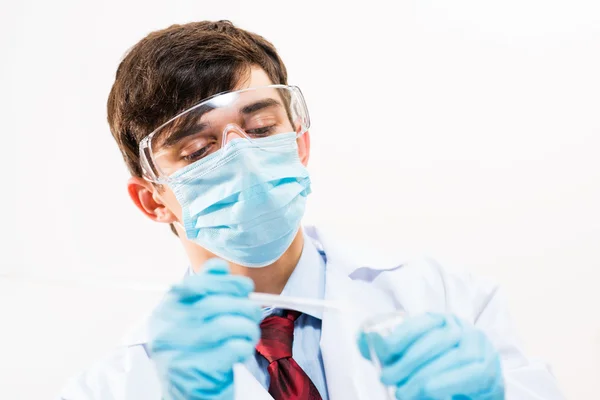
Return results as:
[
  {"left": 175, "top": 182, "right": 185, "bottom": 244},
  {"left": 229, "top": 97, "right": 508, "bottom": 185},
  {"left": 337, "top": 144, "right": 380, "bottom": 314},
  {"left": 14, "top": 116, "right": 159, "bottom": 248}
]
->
[{"left": 107, "top": 20, "right": 288, "bottom": 177}]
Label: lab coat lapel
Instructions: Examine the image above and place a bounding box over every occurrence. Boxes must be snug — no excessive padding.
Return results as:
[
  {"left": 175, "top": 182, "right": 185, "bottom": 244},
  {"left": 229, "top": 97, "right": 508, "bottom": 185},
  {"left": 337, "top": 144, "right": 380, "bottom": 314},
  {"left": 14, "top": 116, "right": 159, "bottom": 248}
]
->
[
  {"left": 234, "top": 364, "right": 274, "bottom": 400},
  {"left": 314, "top": 229, "right": 397, "bottom": 400}
]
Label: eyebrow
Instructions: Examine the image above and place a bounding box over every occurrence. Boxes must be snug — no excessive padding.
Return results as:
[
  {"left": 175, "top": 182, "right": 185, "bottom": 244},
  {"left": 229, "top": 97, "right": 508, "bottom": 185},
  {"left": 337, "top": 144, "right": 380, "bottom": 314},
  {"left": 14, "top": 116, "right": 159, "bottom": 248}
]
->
[
  {"left": 240, "top": 98, "right": 282, "bottom": 114},
  {"left": 156, "top": 103, "right": 216, "bottom": 148},
  {"left": 156, "top": 98, "right": 283, "bottom": 148}
]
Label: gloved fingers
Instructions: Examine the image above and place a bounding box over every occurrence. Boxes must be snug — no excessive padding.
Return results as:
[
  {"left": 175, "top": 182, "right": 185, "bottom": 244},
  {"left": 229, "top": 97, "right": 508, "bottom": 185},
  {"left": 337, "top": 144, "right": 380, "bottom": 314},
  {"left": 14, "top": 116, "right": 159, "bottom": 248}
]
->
[
  {"left": 191, "top": 295, "right": 264, "bottom": 323},
  {"left": 422, "top": 358, "right": 504, "bottom": 399},
  {"left": 161, "top": 374, "right": 188, "bottom": 400},
  {"left": 151, "top": 314, "right": 260, "bottom": 352},
  {"left": 154, "top": 339, "right": 254, "bottom": 397},
  {"left": 155, "top": 295, "right": 263, "bottom": 325},
  {"left": 356, "top": 331, "right": 373, "bottom": 360},
  {"left": 356, "top": 313, "right": 445, "bottom": 363},
  {"left": 170, "top": 273, "right": 255, "bottom": 303},
  {"left": 372, "top": 313, "right": 446, "bottom": 365},
  {"left": 205, "top": 384, "right": 235, "bottom": 400},
  {"left": 162, "top": 368, "right": 235, "bottom": 400},
  {"left": 393, "top": 346, "right": 468, "bottom": 400},
  {"left": 462, "top": 328, "right": 493, "bottom": 361},
  {"left": 209, "top": 386, "right": 235, "bottom": 400},
  {"left": 393, "top": 329, "right": 496, "bottom": 399},
  {"left": 158, "top": 356, "right": 235, "bottom": 397},
  {"left": 208, "top": 337, "right": 259, "bottom": 369},
  {"left": 159, "top": 360, "right": 218, "bottom": 400},
  {"left": 199, "top": 315, "right": 261, "bottom": 348},
  {"left": 380, "top": 317, "right": 462, "bottom": 385}
]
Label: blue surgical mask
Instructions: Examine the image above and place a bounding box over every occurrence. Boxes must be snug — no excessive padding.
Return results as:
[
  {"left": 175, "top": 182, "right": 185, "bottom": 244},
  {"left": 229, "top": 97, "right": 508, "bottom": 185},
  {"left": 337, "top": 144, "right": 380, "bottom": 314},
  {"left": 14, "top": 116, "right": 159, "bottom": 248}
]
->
[{"left": 168, "top": 132, "right": 311, "bottom": 267}]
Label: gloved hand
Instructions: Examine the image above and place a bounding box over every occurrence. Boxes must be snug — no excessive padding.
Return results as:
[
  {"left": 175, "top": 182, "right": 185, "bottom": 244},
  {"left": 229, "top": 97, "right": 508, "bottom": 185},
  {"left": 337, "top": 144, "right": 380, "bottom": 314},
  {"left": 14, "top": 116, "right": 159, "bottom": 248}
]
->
[
  {"left": 357, "top": 313, "right": 505, "bottom": 400},
  {"left": 148, "top": 259, "right": 263, "bottom": 400}
]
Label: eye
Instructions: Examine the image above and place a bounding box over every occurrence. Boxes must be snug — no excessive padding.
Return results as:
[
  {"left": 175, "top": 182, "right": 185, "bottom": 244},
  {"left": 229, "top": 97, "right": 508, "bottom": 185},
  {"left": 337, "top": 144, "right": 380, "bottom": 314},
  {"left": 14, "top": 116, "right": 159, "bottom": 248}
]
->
[
  {"left": 180, "top": 137, "right": 217, "bottom": 162},
  {"left": 182, "top": 146, "right": 211, "bottom": 162},
  {"left": 245, "top": 125, "right": 276, "bottom": 136}
]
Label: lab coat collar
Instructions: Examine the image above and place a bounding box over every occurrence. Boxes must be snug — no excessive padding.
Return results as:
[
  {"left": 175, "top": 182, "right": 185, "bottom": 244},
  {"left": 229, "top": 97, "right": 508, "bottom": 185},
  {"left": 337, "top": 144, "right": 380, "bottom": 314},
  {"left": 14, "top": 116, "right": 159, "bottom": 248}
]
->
[{"left": 305, "top": 225, "right": 409, "bottom": 272}]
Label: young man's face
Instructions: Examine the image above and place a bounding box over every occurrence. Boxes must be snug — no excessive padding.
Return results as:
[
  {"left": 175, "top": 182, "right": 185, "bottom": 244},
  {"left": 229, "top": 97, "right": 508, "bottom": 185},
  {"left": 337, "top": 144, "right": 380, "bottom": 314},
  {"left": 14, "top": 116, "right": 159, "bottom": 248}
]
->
[{"left": 127, "top": 66, "right": 311, "bottom": 264}]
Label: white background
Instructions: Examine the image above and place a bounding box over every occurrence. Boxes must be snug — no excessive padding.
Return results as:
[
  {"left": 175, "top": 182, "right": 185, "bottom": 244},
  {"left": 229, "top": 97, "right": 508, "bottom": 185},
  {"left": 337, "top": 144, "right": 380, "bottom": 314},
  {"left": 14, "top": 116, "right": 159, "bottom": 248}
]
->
[{"left": 1, "top": 0, "right": 599, "bottom": 398}]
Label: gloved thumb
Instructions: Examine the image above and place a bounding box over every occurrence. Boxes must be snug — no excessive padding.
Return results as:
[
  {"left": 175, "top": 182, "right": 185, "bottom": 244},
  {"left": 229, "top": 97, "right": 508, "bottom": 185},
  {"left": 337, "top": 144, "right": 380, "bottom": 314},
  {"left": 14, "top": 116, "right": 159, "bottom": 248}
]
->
[
  {"left": 169, "top": 259, "right": 245, "bottom": 301},
  {"left": 357, "top": 331, "right": 372, "bottom": 360},
  {"left": 357, "top": 331, "right": 388, "bottom": 362},
  {"left": 201, "top": 258, "right": 231, "bottom": 275}
]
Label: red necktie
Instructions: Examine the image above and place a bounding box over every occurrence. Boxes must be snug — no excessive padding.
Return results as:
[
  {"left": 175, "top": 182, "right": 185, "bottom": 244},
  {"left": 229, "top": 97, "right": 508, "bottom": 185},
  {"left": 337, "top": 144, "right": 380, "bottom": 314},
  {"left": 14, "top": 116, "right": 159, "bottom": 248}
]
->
[{"left": 255, "top": 310, "right": 323, "bottom": 400}]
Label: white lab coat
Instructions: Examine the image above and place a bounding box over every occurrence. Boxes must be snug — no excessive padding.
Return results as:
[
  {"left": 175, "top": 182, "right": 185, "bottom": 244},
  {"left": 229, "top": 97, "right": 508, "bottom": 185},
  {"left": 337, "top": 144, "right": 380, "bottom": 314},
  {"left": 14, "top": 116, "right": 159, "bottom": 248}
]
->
[{"left": 59, "top": 226, "right": 564, "bottom": 400}]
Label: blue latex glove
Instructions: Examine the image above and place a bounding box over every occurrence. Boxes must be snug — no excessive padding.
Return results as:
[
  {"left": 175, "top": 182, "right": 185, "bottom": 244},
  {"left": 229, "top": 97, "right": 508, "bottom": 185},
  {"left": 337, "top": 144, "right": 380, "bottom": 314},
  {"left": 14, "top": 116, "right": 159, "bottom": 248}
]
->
[
  {"left": 357, "top": 313, "right": 505, "bottom": 400},
  {"left": 148, "top": 259, "right": 263, "bottom": 400}
]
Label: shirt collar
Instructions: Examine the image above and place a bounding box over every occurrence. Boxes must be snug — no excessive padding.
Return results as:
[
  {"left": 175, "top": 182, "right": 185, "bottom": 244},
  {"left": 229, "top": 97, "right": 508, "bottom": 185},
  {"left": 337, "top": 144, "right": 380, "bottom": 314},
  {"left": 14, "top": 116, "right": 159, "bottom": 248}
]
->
[{"left": 278, "top": 233, "right": 326, "bottom": 320}]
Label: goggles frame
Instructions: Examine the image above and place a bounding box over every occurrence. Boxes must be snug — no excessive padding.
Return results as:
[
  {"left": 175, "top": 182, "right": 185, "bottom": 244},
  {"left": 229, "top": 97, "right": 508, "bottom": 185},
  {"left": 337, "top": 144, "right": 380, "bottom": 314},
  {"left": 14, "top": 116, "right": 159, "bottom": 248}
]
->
[{"left": 138, "top": 84, "right": 310, "bottom": 184}]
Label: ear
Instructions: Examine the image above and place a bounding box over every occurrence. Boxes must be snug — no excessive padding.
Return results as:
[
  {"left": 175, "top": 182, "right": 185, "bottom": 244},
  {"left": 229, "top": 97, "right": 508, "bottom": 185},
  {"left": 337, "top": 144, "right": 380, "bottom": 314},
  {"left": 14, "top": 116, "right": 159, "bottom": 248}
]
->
[
  {"left": 127, "top": 176, "right": 178, "bottom": 224},
  {"left": 296, "top": 131, "right": 311, "bottom": 166}
]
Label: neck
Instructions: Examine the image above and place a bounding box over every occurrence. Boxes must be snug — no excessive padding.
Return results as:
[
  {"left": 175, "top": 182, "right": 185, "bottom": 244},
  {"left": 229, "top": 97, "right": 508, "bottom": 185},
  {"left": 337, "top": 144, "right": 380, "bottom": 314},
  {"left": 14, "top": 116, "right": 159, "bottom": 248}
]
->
[{"left": 182, "top": 229, "right": 305, "bottom": 294}]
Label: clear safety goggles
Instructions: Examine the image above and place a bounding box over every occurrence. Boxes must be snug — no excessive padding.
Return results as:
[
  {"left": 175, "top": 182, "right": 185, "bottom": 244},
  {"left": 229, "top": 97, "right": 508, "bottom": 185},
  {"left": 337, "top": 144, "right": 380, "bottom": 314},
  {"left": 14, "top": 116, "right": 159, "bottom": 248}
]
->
[{"left": 139, "top": 85, "right": 310, "bottom": 183}]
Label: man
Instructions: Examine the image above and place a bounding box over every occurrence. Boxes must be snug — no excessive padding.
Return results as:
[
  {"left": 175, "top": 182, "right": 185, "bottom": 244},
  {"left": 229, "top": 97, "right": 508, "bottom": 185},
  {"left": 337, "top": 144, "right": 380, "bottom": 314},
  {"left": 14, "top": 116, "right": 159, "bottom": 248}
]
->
[{"left": 60, "top": 20, "right": 564, "bottom": 400}]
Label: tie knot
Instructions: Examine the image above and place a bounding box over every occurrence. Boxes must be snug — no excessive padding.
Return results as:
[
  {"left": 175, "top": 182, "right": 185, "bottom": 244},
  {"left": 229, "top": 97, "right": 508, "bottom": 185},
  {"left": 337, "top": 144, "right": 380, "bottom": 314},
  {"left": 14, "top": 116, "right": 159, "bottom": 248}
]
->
[{"left": 256, "top": 310, "right": 301, "bottom": 363}]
